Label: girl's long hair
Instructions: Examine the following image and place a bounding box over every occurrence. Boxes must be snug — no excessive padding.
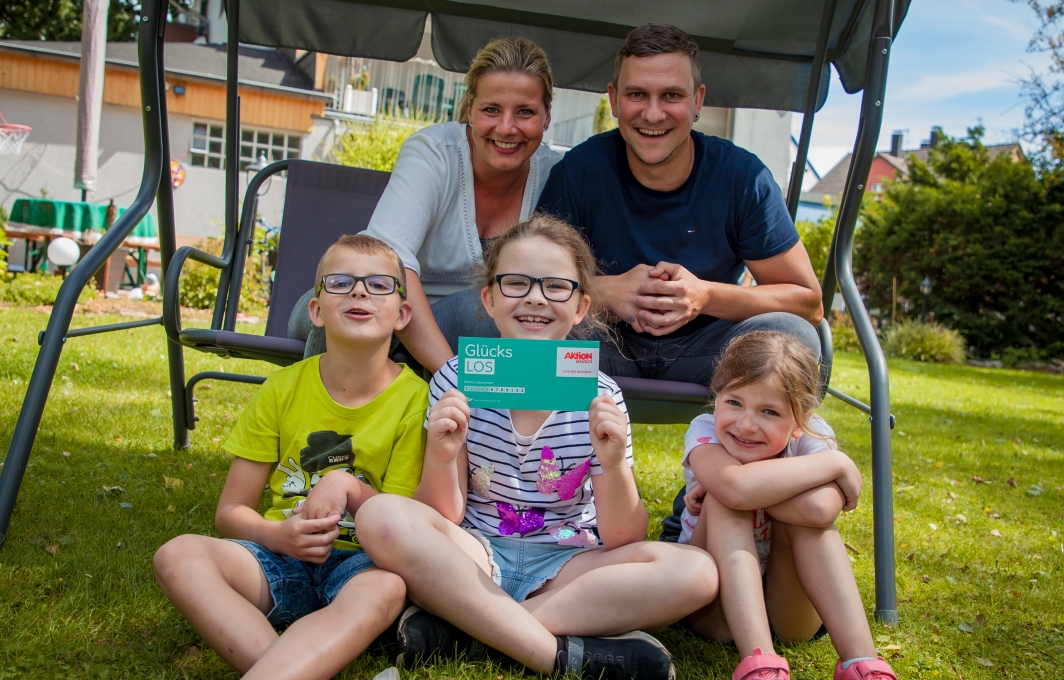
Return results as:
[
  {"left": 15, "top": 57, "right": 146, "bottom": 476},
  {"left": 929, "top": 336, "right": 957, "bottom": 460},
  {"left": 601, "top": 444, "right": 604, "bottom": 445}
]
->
[
  {"left": 710, "top": 330, "right": 831, "bottom": 442},
  {"left": 479, "top": 213, "right": 610, "bottom": 340}
]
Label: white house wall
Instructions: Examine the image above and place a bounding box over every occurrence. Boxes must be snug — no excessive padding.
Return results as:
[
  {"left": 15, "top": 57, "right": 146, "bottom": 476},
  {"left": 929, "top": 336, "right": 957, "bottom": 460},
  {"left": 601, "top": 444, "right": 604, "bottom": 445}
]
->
[
  {"left": 0, "top": 87, "right": 293, "bottom": 240},
  {"left": 730, "top": 108, "right": 793, "bottom": 191}
]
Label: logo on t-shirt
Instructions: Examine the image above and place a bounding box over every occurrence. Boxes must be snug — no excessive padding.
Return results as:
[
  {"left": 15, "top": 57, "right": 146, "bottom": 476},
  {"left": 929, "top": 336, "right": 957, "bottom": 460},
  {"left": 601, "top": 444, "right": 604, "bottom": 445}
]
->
[
  {"left": 556, "top": 347, "right": 599, "bottom": 377},
  {"left": 300, "top": 430, "right": 354, "bottom": 473}
]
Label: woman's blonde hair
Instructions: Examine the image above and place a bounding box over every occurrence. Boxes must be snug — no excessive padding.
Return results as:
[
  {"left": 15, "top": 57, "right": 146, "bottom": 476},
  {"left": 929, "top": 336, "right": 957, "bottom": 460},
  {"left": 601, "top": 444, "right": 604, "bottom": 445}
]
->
[
  {"left": 710, "top": 331, "right": 830, "bottom": 442},
  {"left": 479, "top": 213, "right": 609, "bottom": 339},
  {"left": 456, "top": 37, "right": 554, "bottom": 123}
]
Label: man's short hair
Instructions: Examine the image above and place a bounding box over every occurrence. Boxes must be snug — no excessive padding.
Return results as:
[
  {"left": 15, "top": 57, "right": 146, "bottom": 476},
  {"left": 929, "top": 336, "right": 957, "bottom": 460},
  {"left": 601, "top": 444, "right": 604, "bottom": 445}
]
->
[
  {"left": 315, "top": 234, "right": 407, "bottom": 297},
  {"left": 613, "top": 24, "right": 701, "bottom": 90}
]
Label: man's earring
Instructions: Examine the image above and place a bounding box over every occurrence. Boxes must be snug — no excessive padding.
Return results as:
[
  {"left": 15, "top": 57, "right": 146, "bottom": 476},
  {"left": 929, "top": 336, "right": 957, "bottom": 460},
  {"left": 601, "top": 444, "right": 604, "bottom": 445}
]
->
[{"left": 694, "top": 113, "right": 700, "bottom": 121}]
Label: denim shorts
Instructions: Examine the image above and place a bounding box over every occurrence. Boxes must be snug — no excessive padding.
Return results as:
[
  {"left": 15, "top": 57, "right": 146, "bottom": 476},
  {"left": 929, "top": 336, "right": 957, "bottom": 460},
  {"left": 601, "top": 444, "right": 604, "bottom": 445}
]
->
[
  {"left": 229, "top": 539, "right": 377, "bottom": 627},
  {"left": 467, "top": 529, "right": 594, "bottom": 603}
]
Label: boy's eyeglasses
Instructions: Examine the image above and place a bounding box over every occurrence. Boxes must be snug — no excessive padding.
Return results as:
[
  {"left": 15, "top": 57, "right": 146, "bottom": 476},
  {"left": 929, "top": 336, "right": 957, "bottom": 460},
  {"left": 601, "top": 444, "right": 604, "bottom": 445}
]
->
[
  {"left": 317, "top": 274, "right": 405, "bottom": 298},
  {"left": 494, "top": 274, "right": 580, "bottom": 302}
]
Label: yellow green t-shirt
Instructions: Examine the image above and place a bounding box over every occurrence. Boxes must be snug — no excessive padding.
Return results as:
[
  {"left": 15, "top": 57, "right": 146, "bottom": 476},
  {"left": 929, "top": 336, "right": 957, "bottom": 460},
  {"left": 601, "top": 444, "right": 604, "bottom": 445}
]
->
[{"left": 223, "top": 356, "right": 428, "bottom": 550}]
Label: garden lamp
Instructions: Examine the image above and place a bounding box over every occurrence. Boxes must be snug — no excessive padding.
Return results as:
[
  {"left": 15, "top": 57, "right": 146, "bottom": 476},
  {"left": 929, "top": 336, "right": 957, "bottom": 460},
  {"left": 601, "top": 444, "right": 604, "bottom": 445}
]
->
[
  {"left": 246, "top": 152, "right": 272, "bottom": 195},
  {"left": 47, "top": 237, "right": 81, "bottom": 277},
  {"left": 919, "top": 276, "right": 933, "bottom": 320}
]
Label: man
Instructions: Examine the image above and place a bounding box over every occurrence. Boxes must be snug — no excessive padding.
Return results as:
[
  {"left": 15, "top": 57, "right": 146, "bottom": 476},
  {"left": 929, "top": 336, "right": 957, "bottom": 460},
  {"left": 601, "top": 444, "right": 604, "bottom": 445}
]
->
[{"left": 537, "top": 24, "right": 823, "bottom": 385}]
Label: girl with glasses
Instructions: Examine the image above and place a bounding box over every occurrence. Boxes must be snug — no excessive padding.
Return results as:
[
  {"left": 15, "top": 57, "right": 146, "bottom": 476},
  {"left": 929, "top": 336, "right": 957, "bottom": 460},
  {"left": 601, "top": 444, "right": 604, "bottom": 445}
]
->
[{"left": 355, "top": 214, "right": 719, "bottom": 680}]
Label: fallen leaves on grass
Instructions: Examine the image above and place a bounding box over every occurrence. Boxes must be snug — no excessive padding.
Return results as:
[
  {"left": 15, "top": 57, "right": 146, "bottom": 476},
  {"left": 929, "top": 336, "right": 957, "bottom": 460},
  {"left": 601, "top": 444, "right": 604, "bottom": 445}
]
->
[
  {"left": 101, "top": 485, "right": 124, "bottom": 495},
  {"left": 113, "top": 436, "right": 123, "bottom": 442},
  {"left": 845, "top": 542, "right": 860, "bottom": 555},
  {"left": 45, "top": 545, "right": 57, "bottom": 555},
  {"left": 163, "top": 476, "right": 183, "bottom": 489},
  {"left": 61, "top": 451, "right": 70, "bottom": 458},
  {"left": 1007, "top": 477, "right": 1018, "bottom": 487},
  {"left": 167, "top": 505, "right": 175, "bottom": 513},
  {"left": 1009, "top": 589, "right": 1022, "bottom": 598},
  {"left": 991, "top": 529, "right": 1002, "bottom": 537},
  {"left": 976, "top": 658, "right": 993, "bottom": 668},
  {"left": 972, "top": 475, "right": 988, "bottom": 484}
]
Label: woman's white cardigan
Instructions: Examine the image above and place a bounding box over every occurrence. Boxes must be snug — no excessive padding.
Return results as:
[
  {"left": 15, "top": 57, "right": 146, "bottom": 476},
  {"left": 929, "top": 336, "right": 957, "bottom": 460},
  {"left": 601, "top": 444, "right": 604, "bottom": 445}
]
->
[{"left": 364, "top": 121, "right": 561, "bottom": 300}]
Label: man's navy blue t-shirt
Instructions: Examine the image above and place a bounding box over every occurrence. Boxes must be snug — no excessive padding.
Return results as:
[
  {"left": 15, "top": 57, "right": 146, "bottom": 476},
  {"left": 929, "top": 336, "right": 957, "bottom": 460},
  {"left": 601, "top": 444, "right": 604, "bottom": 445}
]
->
[{"left": 536, "top": 130, "right": 799, "bottom": 336}]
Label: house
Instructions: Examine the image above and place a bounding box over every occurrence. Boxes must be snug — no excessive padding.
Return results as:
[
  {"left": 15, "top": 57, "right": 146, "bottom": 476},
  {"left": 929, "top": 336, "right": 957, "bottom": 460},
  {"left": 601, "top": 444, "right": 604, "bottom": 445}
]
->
[
  {"left": 798, "top": 126, "right": 1025, "bottom": 220},
  {"left": 0, "top": 39, "right": 333, "bottom": 249}
]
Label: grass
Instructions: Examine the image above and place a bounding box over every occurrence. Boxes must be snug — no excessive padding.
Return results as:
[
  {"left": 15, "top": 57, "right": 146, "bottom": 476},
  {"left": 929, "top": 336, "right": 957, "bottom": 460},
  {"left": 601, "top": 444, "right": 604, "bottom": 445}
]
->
[{"left": 0, "top": 303, "right": 1061, "bottom": 678}]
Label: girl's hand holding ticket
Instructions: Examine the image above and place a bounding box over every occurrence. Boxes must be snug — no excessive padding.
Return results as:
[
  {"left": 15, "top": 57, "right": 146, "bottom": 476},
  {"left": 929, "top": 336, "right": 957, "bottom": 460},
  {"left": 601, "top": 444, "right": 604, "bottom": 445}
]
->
[
  {"left": 588, "top": 394, "right": 628, "bottom": 468},
  {"left": 426, "top": 388, "right": 469, "bottom": 463}
]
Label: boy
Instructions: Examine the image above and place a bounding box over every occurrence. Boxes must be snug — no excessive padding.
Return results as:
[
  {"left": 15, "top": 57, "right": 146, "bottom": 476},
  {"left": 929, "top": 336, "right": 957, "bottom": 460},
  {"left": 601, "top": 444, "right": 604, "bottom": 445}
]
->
[{"left": 154, "top": 234, "right": 428, "bottom": 680}]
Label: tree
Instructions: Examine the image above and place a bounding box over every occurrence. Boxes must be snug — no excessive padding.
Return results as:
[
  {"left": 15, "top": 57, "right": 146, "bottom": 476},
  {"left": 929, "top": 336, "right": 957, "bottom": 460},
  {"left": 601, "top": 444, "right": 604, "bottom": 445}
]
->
[
  {"left": 1015, "top": 1, "right": 1064, "bottom": 164},
  {"left": 592, "top": 96, "right": 617, "bottom": 135},
  {"left": 855, "top": 127, "right": 1064, "bottom": 362},
  {"left": 0, "top": 0, "right": 141, "bottom": 42}
]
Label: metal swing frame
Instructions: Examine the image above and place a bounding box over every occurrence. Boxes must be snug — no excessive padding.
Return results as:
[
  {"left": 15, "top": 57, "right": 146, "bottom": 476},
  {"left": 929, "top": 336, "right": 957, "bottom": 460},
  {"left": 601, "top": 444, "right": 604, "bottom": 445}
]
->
[{"left": 0, "top": 0, "right": 901, "bottom": 625}]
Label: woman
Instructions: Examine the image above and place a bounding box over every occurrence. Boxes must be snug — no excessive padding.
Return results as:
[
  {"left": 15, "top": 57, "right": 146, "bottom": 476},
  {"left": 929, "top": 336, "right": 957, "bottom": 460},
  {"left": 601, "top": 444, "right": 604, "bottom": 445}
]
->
[{"left": 300, "top": 36, "right": 560, "bottom": 371}]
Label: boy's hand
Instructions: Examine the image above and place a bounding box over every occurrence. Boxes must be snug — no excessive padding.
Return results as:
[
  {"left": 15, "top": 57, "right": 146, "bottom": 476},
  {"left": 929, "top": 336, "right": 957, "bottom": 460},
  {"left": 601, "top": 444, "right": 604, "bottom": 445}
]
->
[
  {"left": 684, "top": 482, "right": 706, "bottom": 516},
  {"left": 271, "top": 509, "right": 340, "bottom": 563},
  {"left": 589, "top": 395, "right": 628, "bottom": 469},
  {"left": 427, "top": 389, "right": 469, "bottom": 463},
  {"left": 832, "top": 451, "right": 863, "bottom": 511},
  {"left": 302, "top": 469, "right": 357, "bottom": 520}
]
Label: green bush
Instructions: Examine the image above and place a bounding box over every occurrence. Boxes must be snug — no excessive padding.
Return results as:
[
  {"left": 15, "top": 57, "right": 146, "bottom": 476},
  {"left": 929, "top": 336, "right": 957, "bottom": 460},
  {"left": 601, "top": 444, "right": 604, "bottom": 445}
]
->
[
  {"left": 0, "top": 205, "right": 8, "bottom": 274},
  {"left": 881, "top": 320, "right": 966, "bottom": 364},
  {"left": 0, "top": 271, "right": 96, "bottom": 306},
  {"left": 178, "top": 238, "right": 270, "bottom": 313},
  {"left": 831, "top": 316, "right": 864, "bottom": 353},
  {"left": 795, "top": 205, "right": 835, "bottom": 282},
  {"left": 332, "top": 118, "right": 427, "bottom": 172},
  {"left": 856, "top": 126, "right": 1064, "bottom": 361}
]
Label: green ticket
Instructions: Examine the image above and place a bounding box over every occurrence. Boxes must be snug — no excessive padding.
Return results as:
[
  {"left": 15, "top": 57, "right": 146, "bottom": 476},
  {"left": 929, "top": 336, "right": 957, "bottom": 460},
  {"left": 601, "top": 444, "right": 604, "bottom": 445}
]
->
[{"left": 457, "top": 337, "right": 600, "bottom": 411}]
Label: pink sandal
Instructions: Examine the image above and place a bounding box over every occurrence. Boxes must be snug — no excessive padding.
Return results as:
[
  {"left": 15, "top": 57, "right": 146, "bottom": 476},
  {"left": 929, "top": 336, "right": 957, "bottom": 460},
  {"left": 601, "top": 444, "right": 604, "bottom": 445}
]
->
[
  {"left": 732, "top": 648, "right": 790, "bottom": 680},
  {"left": 833, "top": 657, "right": 898, "bottom": 680}
]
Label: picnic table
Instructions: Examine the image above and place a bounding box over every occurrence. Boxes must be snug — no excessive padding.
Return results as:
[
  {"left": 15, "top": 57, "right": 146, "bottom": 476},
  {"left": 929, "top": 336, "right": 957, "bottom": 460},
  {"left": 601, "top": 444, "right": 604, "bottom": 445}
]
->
[{"left": 5, "top": 198, "right": 159, "bottom": 285}]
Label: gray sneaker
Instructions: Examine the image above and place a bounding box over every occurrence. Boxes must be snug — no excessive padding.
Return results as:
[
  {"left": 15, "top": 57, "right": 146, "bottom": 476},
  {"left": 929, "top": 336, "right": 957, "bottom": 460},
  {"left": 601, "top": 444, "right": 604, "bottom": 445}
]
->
[
  {"left": 557, "top": 631, "right": 676, "bottom": 680},
  {"left": 394, "top": 606, "right": 489, "bottom": 666}
]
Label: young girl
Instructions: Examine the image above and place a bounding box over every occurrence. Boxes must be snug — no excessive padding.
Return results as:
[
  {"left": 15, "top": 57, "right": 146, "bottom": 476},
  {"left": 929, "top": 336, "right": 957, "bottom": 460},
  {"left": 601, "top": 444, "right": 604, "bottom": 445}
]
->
[
  {"left": 679, "top": 331, "right": 897, "bottom": 680},
  {"left": 355, "top": 215, "right": 718, "bottom": 680}
]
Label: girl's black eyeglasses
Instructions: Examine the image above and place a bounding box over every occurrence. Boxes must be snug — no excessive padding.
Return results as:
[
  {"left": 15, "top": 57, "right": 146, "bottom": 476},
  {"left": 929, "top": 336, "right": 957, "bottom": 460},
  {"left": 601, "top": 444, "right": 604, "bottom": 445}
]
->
[
  {"left": 317, "top": 274, "right": 405, "bottom": 298},
  {"left": 494, "top": 274, "right": 580, "bottom": 302}
]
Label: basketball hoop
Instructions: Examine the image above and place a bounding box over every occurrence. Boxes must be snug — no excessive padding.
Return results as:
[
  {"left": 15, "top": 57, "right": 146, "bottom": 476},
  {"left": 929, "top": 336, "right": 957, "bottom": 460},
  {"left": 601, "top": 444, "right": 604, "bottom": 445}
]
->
[{"left": 0, "top": 109, "right": 32, "bottom": 156}]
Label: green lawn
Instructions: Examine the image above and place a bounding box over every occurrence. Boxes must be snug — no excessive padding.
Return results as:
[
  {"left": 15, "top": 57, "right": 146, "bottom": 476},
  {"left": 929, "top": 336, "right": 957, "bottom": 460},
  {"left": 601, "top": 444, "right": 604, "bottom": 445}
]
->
[{"left": 0, "top": 304, "right": 1061, "bottom": 679}]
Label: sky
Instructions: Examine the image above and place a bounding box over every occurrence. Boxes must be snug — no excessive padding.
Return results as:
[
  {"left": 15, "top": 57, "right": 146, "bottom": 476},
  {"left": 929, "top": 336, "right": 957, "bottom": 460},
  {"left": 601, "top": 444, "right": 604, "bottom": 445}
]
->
[{"left": 796, "top": 0, "right": 1054, "bottom": 180}]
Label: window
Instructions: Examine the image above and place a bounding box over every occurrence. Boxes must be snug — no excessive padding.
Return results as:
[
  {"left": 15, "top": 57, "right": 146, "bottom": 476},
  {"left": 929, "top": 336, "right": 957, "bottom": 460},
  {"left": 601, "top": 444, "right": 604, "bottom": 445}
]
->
[
  {"left": 190, "top": 122, "right": 225, "bottom": 168},
  {"left": 190, "top": 122, "right": 302, "bottom": 169},
  {"left": 239, "top": 129, "right": 301, "bottom": 170}
]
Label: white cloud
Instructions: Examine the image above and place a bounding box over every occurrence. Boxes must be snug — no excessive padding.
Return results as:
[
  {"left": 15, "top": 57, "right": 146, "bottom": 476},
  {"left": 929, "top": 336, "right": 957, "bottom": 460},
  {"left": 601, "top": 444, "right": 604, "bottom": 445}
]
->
[{"left": 893, "top": 68, "right": 1014, "bottom": 103}]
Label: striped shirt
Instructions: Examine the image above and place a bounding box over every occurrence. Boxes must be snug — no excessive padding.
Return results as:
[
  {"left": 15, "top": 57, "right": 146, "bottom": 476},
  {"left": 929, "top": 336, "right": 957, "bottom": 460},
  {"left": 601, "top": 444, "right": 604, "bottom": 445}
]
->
[{"left": 428, "top": 357, "right": 634, "bottom": 543}]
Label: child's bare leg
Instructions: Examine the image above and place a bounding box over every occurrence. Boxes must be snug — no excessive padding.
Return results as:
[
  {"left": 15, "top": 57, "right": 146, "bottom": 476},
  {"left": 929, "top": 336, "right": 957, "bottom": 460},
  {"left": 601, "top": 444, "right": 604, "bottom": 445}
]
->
[
  {"left": 355, "top": 494, "right": 559, "bottom": 673},
  {"left": 522, "top": 541, "right": 717, "bottom": 635},
  {"left": 698, "top": 492, "right": 775, "bottom": 657},
  {"left": 683, "top": 515, "right": 733, "bottom": 642},
  {"left": 767, "top": 520, "right": 877, "bottom": 660},
  {"left": 153, "top": 535, "right": 277, "bottom": 672},
  {"left": 244, "top": 568, "right": 406, "bottom": 680}
]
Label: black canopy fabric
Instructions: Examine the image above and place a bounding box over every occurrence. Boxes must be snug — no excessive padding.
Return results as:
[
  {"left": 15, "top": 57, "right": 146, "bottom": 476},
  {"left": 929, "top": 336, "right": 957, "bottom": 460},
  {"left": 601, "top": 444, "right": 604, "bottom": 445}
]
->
[{"left": 238, "top": 0, "right": 908, "bottom": 112}]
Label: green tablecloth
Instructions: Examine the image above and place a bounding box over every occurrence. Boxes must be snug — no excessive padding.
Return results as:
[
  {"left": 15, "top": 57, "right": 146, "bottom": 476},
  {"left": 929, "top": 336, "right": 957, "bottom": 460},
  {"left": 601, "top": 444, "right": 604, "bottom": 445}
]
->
[{"left": 8, "top": 198, "right": 158, "bottom": 245}]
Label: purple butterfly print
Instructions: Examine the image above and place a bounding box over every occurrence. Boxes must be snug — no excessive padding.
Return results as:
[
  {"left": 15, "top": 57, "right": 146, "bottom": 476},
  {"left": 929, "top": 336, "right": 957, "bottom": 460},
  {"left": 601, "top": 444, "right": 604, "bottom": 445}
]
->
[
  {"left": 496, "top": 502, "right": 545, "bottom": 536},
  {"left": 536, "top": 445, "right": 590, "bottom": 500}
]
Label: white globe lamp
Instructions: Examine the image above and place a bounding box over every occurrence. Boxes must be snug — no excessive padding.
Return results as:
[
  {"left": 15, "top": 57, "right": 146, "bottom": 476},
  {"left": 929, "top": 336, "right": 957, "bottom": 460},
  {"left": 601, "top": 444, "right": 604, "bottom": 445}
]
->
[{"left": 47, "top": 237, "right": 81, "bottom": 268}]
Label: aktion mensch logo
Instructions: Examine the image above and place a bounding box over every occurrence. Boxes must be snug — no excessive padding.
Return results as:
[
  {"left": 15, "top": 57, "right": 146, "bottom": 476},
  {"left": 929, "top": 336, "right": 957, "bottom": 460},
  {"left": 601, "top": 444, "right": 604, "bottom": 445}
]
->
[{"left": 556, "top": 347, "right": 598, "bottom": 377}]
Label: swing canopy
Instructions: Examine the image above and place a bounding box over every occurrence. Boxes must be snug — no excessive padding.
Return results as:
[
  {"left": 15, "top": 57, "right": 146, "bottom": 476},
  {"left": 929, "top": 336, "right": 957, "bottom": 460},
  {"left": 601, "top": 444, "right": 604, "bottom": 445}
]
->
[{"left": 238, "top": 0, "right": 909, "bottom": 108}]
